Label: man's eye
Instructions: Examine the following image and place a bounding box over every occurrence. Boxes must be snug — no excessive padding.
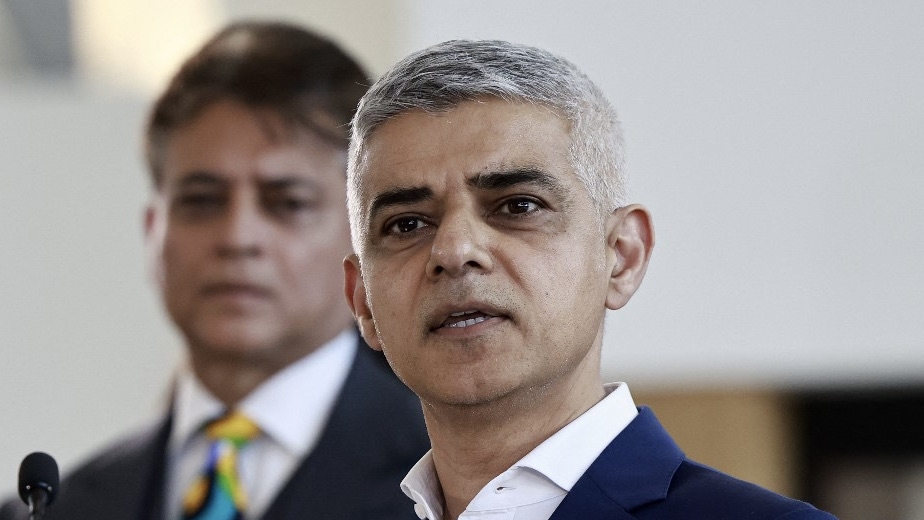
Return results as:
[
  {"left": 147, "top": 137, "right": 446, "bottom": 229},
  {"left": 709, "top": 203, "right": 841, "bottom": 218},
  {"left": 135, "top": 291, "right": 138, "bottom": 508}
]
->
[
  {"left": 501, "top": 198, "right": 541, "bottom": 215},
  {"left": 271, "top": 197, "right": 311, "bottom": 212},
  {"left": 387, "top": 216, "right": 427, "bottom": 234},
  {"left": 176, "top": 193, "right": 223, "bottom": 208},
  {"left": 262, "top": 192, "right": 319, "bottom": 217}
]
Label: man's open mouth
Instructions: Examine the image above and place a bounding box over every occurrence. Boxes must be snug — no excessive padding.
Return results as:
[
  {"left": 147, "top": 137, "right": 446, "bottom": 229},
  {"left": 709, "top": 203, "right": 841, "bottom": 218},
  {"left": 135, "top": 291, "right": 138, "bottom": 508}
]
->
[{"left": 439, "top": 310, "right": 495, "bottom": 329}]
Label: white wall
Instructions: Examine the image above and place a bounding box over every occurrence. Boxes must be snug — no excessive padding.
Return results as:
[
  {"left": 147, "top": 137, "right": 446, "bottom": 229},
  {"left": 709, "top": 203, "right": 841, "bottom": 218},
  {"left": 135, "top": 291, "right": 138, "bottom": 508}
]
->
[
  {"left": 0, "top": 85, "right": 182, "bottom": 489},
  {"left": 1, "top": 0, "right": 922, "bottom": 497},
  {"left": 398, "top": 1, "right": 924, "bottom": 389}
]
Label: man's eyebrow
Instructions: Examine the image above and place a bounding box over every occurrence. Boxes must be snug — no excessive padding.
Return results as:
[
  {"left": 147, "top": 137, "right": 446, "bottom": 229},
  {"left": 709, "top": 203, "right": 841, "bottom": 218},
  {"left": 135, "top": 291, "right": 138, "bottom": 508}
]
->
[
  {"left": 468, "top": 168, "right": 567, "bottom": 195},
  {"left": 175, "top": 172, "right": 318, "bottom": 190},
  {"left": 366, "top": 169, "right": 565, "bottom": 221},
  {"left": 369, "top": 186, "right": 433, "bottom": 221},
  {"left": 259, "top": 177, "right": 320, "bottom": 191}
]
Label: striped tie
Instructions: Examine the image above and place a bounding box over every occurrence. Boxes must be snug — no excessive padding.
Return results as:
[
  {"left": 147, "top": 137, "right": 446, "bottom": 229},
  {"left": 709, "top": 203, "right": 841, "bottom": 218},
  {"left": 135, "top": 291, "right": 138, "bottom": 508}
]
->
[{"left": 181, "top": 411, "right": 259, "bottom": 520}]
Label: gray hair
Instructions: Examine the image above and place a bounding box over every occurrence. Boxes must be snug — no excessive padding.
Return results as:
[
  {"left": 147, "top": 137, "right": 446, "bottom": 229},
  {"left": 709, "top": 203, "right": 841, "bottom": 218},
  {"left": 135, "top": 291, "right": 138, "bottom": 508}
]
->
[{"left": 347, "top": 39, "right": 627, "bottom": 254}]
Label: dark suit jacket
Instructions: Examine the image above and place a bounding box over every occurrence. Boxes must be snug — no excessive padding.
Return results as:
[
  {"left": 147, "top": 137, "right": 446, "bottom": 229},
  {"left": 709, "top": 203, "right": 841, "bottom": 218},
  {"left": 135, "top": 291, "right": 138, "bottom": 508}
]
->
[
  {"left": 549, "top": 407, "right": 837, "bottom": 520},
  {"left": 0, "top": 342, "right": 429, "bottom": 520}
]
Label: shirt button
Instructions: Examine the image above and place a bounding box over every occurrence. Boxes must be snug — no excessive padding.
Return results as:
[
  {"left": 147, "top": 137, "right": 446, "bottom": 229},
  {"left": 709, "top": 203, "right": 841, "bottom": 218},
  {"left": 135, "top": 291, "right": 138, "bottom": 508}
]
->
[{"left": 414, "top": 503, "right": 428, "bottom": 519}]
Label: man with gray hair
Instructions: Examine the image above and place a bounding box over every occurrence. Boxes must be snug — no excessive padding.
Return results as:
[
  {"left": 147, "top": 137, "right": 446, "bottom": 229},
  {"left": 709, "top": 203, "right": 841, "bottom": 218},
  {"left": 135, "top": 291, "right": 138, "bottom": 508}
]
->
[{"left": 343, "top": 39, "right": 837, "bottom": 519}]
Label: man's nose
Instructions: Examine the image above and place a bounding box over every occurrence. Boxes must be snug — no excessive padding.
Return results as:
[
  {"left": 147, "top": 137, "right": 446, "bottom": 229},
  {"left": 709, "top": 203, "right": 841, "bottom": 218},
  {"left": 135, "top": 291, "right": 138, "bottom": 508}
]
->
[
  {"left": 215, "top": 195, "right": 265, "bottom": 258},
  {"left": 425, "top": 212, "right": 494, "bottom": 278}
]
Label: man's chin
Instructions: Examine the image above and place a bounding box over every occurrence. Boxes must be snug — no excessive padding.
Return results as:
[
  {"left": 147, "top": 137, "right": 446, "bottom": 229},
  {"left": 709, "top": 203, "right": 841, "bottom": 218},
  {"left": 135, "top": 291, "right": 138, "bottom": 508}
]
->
[
  {"left": 187, "top": 327, "right": 282, "bottom": 361},
  {"left": 415, "top": 377, "right": 520, "bottom": 410}
]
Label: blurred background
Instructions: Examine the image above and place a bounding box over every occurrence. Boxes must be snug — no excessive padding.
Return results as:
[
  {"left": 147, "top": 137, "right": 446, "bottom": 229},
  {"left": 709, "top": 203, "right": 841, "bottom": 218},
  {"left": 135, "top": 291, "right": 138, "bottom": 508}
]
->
[{"left": 1, "top": 1, "right": 922, "bottom": 518}]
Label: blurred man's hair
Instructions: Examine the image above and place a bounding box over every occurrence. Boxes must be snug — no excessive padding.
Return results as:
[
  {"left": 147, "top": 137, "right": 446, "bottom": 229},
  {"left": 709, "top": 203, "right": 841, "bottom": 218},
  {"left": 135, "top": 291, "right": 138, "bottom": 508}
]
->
[{"left": 146, "top": 20, "right": 369, "bottom": 187}]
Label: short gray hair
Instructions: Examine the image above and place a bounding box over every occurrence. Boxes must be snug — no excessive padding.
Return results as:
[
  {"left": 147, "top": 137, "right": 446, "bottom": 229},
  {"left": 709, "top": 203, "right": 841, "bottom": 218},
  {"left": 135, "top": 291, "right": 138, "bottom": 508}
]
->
[{"left": 347, "top": 39, "right": 627, "bottom": 254}]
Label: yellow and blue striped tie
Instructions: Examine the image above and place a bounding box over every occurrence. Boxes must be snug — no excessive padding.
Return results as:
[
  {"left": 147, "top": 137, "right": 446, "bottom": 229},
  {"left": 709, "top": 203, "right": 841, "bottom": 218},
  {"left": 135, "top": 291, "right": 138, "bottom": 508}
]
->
[{"left": 181, "top": 411, "right": 259, "bottom": 520}]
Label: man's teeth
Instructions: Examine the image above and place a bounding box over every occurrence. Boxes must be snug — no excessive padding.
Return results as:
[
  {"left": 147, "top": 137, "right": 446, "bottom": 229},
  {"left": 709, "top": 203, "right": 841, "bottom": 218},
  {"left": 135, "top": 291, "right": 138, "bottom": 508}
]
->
[
  {"left": 443, "top": 310, "right": 489, "bottom": 328},
  {"left": 446, "top": 315, "right": 488, "bottom": 328}
]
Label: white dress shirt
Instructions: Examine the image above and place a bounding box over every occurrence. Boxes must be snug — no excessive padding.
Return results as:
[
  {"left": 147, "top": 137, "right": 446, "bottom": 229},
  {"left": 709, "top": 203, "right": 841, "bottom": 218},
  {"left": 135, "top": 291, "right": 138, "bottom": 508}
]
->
[
  {"left": 166, "top": 329, "right": 358, "bottom": 520},
  {"left": 402, "top": 382, "right": 638, "bottom": 520}
]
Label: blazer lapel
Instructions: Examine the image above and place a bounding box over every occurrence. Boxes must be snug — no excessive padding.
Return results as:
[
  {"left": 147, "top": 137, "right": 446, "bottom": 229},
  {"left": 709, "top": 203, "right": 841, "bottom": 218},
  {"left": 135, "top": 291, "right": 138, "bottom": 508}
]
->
[
  {"left": 549, "top": 407, "right": 684, "bottom": 519},
  {"left": 258, "top": 340, "right": 426, "bottom": 520}
]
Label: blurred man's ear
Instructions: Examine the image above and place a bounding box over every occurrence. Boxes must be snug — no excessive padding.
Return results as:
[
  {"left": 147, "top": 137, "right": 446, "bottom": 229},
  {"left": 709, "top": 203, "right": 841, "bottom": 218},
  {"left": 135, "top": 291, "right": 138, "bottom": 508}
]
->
[
  {"left": 142, "top": 197, "right": 166, "bottom": 286},
  {"left": 604, "top": 204, "right": 655, "bottom": 310},
  {"left": 343, "top": 254, "right": 383, "bottom": 350},
  {"left": 143, "top": 203, "right": 156, "bottom": 238}
]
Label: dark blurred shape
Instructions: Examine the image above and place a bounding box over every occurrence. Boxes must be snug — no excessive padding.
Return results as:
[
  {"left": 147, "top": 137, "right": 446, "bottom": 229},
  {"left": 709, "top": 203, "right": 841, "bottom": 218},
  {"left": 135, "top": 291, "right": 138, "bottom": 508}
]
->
[
  {"left": 1, "top": 0, "right": 74, "bottom": 79},
  {"left": 796, "top": 386, "right": 924, "bottom": 520}
]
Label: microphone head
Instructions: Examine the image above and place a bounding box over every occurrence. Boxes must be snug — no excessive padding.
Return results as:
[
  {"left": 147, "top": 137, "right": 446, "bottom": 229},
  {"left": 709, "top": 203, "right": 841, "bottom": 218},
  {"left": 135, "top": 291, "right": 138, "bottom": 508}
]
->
[{"left": 18, "top": 451, "right": 59, "bottom": 506}]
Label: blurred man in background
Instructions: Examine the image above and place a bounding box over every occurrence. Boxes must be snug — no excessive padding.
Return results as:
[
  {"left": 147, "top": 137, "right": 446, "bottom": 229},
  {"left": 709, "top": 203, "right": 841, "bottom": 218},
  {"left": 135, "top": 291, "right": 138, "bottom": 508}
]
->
[{"left": 1, "top": 20, "right": 428, "bottom": 520}]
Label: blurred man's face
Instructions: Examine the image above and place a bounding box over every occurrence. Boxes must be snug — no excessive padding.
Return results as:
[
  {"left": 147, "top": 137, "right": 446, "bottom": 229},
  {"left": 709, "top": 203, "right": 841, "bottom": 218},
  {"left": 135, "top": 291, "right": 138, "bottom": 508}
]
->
[
  {"left": 345, "top": 99, "right": 613, "bottom": 408},
  {"left": 147, "top": 99, "right": 355, "bottom": 369}
]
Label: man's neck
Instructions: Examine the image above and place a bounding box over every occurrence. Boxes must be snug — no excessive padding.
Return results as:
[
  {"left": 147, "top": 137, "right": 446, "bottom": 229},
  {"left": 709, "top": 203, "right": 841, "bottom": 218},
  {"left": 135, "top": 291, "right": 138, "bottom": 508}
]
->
[
  {"left": 190, "top": 356, "right": 282, "bottom": 406},
  {"left": 424, "top": 375, "right": 605, "bottom": 520}
]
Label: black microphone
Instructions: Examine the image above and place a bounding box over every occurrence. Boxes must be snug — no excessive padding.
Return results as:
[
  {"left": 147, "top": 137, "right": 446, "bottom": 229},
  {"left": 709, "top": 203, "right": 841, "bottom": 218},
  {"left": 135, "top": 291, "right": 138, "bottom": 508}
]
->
[{"left": 18, "top": 452, "right": 59, "bottom": 520}]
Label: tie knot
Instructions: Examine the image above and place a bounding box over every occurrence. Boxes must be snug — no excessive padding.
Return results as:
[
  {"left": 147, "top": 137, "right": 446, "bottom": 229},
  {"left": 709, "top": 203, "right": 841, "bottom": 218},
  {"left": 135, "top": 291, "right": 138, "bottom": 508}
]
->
[{"left": 205, "top": 410, "right": 259, "bottom": 446}]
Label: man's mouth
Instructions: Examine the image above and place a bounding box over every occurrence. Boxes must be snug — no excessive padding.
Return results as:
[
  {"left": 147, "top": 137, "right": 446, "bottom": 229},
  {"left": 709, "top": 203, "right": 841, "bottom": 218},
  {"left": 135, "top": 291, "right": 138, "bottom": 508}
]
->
[
  {"left": 201, "top": 282, "right": 272, "bottom": 298},
  {"left": 439, "top": 310, "right": 496, "bottom": 329}
]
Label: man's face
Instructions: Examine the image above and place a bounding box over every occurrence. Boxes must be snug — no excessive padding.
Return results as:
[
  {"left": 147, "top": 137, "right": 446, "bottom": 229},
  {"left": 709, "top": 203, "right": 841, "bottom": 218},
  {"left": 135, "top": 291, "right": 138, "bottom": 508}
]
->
[
  {"left": 346, "top": 99, "right": 616, "bottom": 407},
  {"left": 147, "top": 99, "right": 355, "bottom": 367}
]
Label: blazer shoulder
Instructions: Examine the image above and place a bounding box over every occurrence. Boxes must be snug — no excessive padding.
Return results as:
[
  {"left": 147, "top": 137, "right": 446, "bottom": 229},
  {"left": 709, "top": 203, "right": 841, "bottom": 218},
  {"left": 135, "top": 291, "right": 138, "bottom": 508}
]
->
[
  {"left": 341, "top": 342, "right": 429, "bottom": 449},
  {"left": 60, "top": 417, "right": 167, "bottom": 484},
  {"left": 659, "top": 460, "right": 838, "bottom": 519},
  {"left": 352, "top": 341, "right": 426, "bottom": 417},
  {"left": 555, "top": 407, "right": 837, "bottom": 520}
]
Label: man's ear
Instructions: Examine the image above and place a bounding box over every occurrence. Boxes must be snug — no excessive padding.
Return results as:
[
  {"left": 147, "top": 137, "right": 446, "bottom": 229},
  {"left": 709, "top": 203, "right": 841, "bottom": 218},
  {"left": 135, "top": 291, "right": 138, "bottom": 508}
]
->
[
  {"left": 143, "top": 203, "right": 156, "bottom": 238},
  {"left": 142, "top": 198, "right": 165, "bottom": 285},
  {"left": 343, "top": 254, "right": 383, "bottom": 351},
  {"left": 605, "top": 204, "right": 655, "bottom": 310}
]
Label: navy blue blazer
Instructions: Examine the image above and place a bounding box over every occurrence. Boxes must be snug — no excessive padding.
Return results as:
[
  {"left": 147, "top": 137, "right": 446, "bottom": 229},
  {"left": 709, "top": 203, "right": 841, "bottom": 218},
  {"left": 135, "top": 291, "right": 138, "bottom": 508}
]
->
[
  {"left": 550, "top": 407, "right": 837, "bottom": 520},
  {"left": 0, "top": 343, "right": 429, "bottom": 520}
]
